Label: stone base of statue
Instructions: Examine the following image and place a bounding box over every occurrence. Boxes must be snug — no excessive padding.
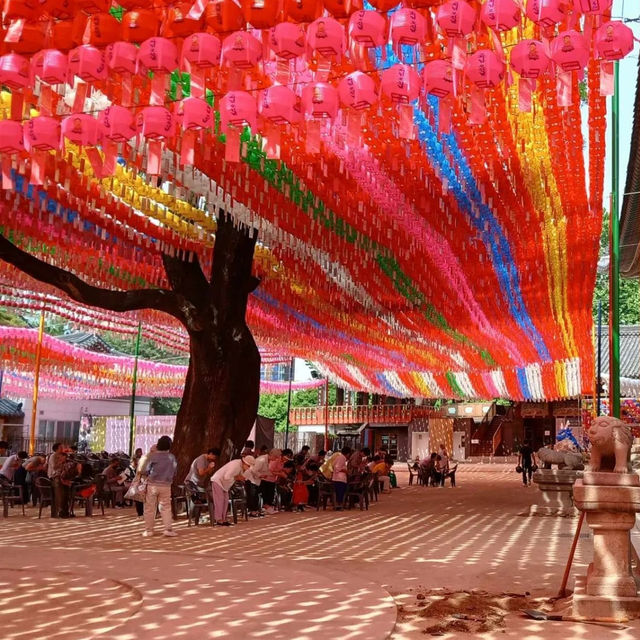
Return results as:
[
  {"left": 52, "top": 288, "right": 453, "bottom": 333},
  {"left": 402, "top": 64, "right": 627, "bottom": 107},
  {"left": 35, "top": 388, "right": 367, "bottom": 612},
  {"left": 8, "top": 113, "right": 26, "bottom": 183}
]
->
[
  {"left": 529, "top": 469, "right": 580, "bottom": 517},
  {"left": 572, "top": 473, "right": 640, "bottom": 621}
]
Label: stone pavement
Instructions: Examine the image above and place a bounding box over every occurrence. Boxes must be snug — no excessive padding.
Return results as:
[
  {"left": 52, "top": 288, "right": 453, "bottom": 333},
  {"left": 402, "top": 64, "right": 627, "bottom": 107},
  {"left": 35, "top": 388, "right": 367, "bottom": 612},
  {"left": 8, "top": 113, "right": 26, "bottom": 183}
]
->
[{"left": 0, "top": 466, "right": 639, "bottom": 639}]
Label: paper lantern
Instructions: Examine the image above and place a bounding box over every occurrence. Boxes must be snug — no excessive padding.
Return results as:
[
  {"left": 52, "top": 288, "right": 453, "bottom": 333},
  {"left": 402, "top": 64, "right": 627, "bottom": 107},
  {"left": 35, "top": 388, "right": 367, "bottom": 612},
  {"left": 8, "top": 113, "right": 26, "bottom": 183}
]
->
[
  {"left": 177, "top": 97, "right": 214, "bottom": 130},
  {"left": 423, "top": 59, "right": 454, "bottom": 97},
  {"left": 550, "top": 30, "right": 589, "bottom": 72},
  {"left": 73, "top": 0, "right": 110, "bottom": 13},
  {"left": 222, "top": 31, "right": 263, "bottom": 69},
  {"left": 269, "top": 22, "right": 306, "bottom": 60},
  {"left": 466, "top": 49, "right": 505, "bottom": 88},
  {"left": 137, "top": 107, "right": 176, "bottom": 140},
  {"left": 348, "top": 10, "right": 386, "bottom": 48},
  {"left": 84, "top": 12, "right": 122, "bottom": 46},
  {"left": 162, "top": 3, "right": 202, "bottom": 38},
  {"left": 338, "top": 71, "right": 377, "bottom": 110},
  {"left": 284, "top": 0, "right": 322, "bottom": 23},
  {"left": 380, "top": 64, "right": 421, "bottom": 103},
  {"left": 525, "top": 0, "right": 565, "bottom": 27},
  {"left": 106, "top": 41, "right": 138, "bottom": 74},
  {"left": 2, "top": 0, "right": 38, "bottom": 21},
  {"left": 480, "top": 0, "right": 521, "bottom": 32},
  {"left": 39, "top": 0, "right": 74, "bottom": 20},
  {"left": 23, "top": 116, "right": 60, "bottom": 152},
  {"left": 100, "top": 105, "right": 136, "bottom": 142},
  {"left": 390, "top": 8, "right": 428, "bottom": 48},
  {"left": 259, "top": 84, "right": 301, "bottom": 124},
  {"left": 301, "top": 82, "right": 339, "bottom": 118},
  {"left": 436, "top": 1, "right": 476, "bottom": 37},
  {"left": 219, "top": 91, "right": 257, "bottom": 130},
  {"left": 3, "top": 22, "right": 47, "bottom": 55},
  {"left": 67, "top": 45, "right": 107, "bottom": 83},
  {"left": 122, "top": 10, "right": 160, "bottom": 43},
  {"left": 51, "top": 21, "right": 75, "bottom": 52},
  {"left": 204, "top": 0, "right": 244, "bottom": 33},
  {"left": 405, "top": 0, "right": 444, "bottom": 6},
  {"left": 243, "top": 0, "right": 281, "bottom": 29},
  {"left": 0, "top": 120, "right": 24, "bottom": 154},
  {"left": 307, "top": 17, "right": 346, "bottom": 58},
  {"left": 594, "top": 21, "right": 635, "bottom": 61},
  {"left": 137, "top": 38, "right": 178, "bottom": 74},
  {"left": 324, "top": 0, "right": 362, "bottom": 19},
  {"left": 181, "top": 32, "right": 222, "bottom": 68},
  {"left": 31, "top": 49, "right": 68, "bottom": 85},
  {"left": 0, "top": 53, "right": 30, "bottom": 90},
  {"left": 510, "top": 39, "right": 550, "bottom": 77},
  {"left": 367, "top": 0, "right": 401, "bottom": 10},
  {"left": 574, "top": 0, "right": 613, "bottom": 15},
  {"left": 62, "top": 114, "right": 102, "bottom": 146}
]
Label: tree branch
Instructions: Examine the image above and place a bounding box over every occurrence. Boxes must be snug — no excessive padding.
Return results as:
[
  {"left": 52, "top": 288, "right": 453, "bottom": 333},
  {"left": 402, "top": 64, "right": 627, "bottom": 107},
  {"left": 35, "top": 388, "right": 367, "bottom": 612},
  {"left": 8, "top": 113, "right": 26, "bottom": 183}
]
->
[{"left": 0, "top": 233, "right": 185, "bottom": 323}]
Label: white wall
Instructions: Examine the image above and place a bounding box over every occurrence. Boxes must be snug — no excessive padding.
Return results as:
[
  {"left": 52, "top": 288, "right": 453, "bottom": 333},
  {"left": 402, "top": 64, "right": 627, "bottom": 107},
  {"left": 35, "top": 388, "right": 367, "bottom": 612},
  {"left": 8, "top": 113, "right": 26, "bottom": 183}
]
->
[{"left": 20, "top": 396, "right": 152, "bottom": 438}]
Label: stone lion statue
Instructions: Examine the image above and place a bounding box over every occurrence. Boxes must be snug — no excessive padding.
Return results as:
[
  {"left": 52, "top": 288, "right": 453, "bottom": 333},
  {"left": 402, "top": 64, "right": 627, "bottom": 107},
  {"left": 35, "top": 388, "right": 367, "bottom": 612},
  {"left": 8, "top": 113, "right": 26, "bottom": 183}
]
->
[
  {"left": 537, "top": 447, "right": 584, "bottom": 470},
  {"left": 586, "top": 416, "right": 633, "bottom": 473}
]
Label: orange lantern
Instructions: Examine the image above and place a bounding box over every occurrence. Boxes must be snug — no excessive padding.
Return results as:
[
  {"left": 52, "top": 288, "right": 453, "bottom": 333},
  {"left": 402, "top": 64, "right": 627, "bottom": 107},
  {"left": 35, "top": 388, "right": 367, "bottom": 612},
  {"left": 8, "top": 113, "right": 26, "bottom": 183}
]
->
[
  {"left": 50, "top": 21, "right": 75, "bottom": 52},
  {"left": 162, "top": 3, "right": 203, "bottom": 38},
  {"left": 324, "top": 0, "right": 363, "bottom": 19},
  {"left": 204, "top": 0, "right": 245, "bottom": 33},
  {"left": 84, "top": 13, "right": 123, "bottom": 47},
  {"left": 122, "top": 10, "right": 160, "bottom": 44},
  {"left": 242, "top": 0, "right": 281, "bottom": 29},
  {"left": 284, "top": 0, "right": 323, "bottom": 23}
]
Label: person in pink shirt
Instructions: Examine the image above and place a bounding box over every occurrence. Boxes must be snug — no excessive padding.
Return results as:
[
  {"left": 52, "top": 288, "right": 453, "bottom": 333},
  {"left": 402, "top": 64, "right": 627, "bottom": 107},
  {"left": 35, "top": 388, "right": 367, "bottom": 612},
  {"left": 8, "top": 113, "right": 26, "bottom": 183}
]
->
[
  {"left": 332, "top": 446, "right": 352, "bottom": 509},
  {"left": 259, "top": 448, "right": 281, "bottom": 515}
]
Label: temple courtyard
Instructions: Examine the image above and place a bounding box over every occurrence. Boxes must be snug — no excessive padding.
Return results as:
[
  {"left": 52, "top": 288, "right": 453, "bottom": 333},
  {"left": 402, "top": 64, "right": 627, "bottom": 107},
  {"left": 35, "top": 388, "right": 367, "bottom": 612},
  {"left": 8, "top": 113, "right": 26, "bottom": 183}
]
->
[{"left": 1, "top": 465, "right": 639, "bottom": 640}]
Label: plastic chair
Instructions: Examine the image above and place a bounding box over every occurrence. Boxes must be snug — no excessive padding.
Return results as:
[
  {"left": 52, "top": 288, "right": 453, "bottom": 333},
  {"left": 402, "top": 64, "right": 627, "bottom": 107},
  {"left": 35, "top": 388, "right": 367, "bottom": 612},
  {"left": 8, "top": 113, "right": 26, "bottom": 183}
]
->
[
  {"left": 184, "top": 481, "right": 214, "bottom": 527},
  {"left": 229, "top": 482, "right": 248, "bottom": 524},
  {"left": 345, "top": 479, "right": 368, "bottom": 511},
  {"left": 0, "top": 483, "right": 25, "bottom": 516},
  {"left": 93, "top": 474, "right": 112, "bottom": 510},
  {"left": 316, "top": 476, "right": 336, "bottom": 511},
  {"left": 171, "top": 484, "right": 189, "bottom": 520},
  {"left": 71, "top": 482, "right": 101, "bottom": 516},
  {"left": 35, "top": 477, "right": 52, "bottom": 519}
]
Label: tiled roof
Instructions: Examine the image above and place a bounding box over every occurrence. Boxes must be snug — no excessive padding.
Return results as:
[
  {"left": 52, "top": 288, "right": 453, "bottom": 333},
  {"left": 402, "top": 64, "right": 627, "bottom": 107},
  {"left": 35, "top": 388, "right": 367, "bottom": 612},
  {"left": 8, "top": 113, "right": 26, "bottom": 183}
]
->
[
  {"left": 620, "top": 58, "right": 640, "bottom": 277},
  {"left": 595, "top": 325, "right": 640, "bottom": 380},
  {"left": 57, "top": 332, "right": 115, "bottom": 354},
  {"left": 0, "top": 398, "right": 24, "bottom": 417}
]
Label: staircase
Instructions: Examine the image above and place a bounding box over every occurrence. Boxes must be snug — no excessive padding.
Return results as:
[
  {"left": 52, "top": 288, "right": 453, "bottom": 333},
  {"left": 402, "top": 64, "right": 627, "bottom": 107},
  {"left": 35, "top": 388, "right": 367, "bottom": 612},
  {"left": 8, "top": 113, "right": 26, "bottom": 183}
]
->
[{"left": 470, "top": 403, "right": 510, "bottom": 457}]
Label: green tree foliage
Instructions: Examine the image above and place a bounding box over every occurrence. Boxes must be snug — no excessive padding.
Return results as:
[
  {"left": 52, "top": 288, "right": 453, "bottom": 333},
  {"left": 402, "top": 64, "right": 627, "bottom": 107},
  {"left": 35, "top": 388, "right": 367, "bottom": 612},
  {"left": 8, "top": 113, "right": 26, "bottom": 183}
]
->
[
  {"left": 0, "top": 308, "right": 28, "bottom": 327},
  {"left": 258, "top": 387, "right": 323, "bottom": 432},
  {"left": 592, "top": 212, "right": 640, "bottom": 324}
]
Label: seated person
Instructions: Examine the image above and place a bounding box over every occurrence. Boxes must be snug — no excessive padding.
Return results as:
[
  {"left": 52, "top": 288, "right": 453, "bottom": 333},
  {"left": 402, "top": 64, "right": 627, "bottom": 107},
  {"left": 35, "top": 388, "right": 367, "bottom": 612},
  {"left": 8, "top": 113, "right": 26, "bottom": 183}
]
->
[
  {"left": 276, "top": 460, "right": 296, "bottom": 511},
  {"left": 433, "top": 455, "right": 446, "bottom": 487},
  {"left": 369, "top": 455, "right": 391, "bottom": 493},
  {"left": 421, "top": 453, "right": 438, "bottom": 485},
  {"left": 102, "top": 458, "right": 126, "bottom": 507}
]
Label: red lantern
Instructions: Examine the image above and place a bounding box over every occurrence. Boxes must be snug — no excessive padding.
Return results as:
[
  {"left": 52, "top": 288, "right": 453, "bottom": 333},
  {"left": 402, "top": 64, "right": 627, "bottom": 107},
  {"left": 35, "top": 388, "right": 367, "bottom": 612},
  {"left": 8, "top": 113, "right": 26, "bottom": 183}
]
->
[
  {"left": 122, "top": 10, "right": 160, "bottom": 43},
  {"left": 525, "top": 0, "right": 565, "bottom": 27},
  {"left": 550, "top": 30, "right": 589, "bottom": 72},
  {"left": 204, "top": 0, "right": 245, "bottom": 33},
  {"left": 84, "top": 12, "right": 123, "bottom": 46},
  {"left": 222, "top": 31, "right": 263, "bottom": 69},
  {"left": 574, "top": 0, "right": 613, "bottom": 15},
  {"left": 465, "top": 49, "right": 505, "bottom": 88},
  {"left": 62, "top": 114, "right": 102, "bottom": 146},
  {"left": 423, "top": 59, "right": 455, "bottom": 98},
  {"left": 301, "top": 82, "right": 339, "bottom": 119},
  {"left": 259, "top": 85, "right": 302, "bottom": 124},
  {"left": 0, "top": 120, "right": 24, "bottom": 154},
  {"left": 242, "top": 0, "right": 281, "bottom": 29},
  {"left": 594, "top": 21, "right": 635, "bottom": 61},
  {"left": 348, "top": 10, "right": 386, "bottom": 48},
  {"left": 324, "top": 0, "right": 363, "bottom": 19},
  {"left": 436, "top": 1, "right": 476, "bottom": 37},
  {"left": 338, "top": 71, "right": 377, "bottom": 110},
  {"left": 0, "top": 53, "right": 30, "bottom": 90},
  {"left": 106, "top": 41, "right": 138, "bottom": 74},
  {"left": 367, "top": 0, "right": 401, "bottom": 10},
  {"left": 162, "top": 3, "right": 203, "bottom": 38},
  {"left": 67, "top": 45, "right": 107, "bottom": 83},
  {"left": 177, "top": 97, "right": 214, "bottom": 130},
  {"left": 284, "top": 0, "right": 322, "bottom": 24},
  {"left": 380, "top": 64, "right": 421, "bottom": 103},
  {"left": 307, "top": 17, "right": 346, "bottom": 59},
  {"left": 219, "top": 91, "right": 258, "bottom": 131},
  {"left": 269, "top": 22, "right": 306, "bottom": 60},
  {"left": 480, "top": 0, "right": 521, "bottom": 32},
  {"left": 390, "top": 8, "right": 428, "bottom": 48},
  {"left": 181, "top": 33, "right": 222, "bottom": 69},
  {"left": 510, "top": 39, "right": 550, "bottom": 78},
  {"left": 31, "top": 49, "right": 68, "bottom": 85},
  {"left": 137, "top": 106, "right": 176, "bottom": 139}
]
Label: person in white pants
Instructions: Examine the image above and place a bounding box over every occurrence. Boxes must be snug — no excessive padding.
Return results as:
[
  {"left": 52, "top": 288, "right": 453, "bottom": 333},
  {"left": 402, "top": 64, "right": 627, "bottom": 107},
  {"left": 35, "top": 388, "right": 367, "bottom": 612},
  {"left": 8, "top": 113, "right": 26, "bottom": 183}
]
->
[
  {"left": 142, "top": 436, "right": 177, "bottom": 537},
  {"left": 211, "top": 455, "right": 256, "bottom": 526}
]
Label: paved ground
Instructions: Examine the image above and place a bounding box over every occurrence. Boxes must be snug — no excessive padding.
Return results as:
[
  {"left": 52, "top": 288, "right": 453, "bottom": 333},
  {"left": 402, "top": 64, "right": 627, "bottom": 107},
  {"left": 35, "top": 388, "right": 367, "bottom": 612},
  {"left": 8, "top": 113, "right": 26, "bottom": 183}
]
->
[{"left": 1, "top": 465, "right": 639, "bottom": 639}]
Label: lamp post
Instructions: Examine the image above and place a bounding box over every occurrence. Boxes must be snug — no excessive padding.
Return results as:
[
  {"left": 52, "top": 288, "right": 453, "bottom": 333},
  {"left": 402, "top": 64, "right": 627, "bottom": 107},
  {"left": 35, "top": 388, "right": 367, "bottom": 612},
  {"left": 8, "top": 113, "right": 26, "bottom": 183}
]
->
[
  {"left": 128, "top": 322, "right": 142, "bottom": 457},
  {"left": 28, "top": 310, "right": 45, "bottom": 455}
]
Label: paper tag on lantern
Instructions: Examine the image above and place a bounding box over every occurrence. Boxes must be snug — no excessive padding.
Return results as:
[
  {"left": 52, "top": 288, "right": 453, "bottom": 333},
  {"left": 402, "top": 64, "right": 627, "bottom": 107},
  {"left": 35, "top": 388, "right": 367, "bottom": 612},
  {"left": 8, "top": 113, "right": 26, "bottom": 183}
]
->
[
  {"left": 4, "top": 19, "right": 25, "bottom": 43},
  {"left": 1, "top": 158, "right": 12, "bottom": 190},
  {"left": 306, "top": 121, "right": 321, "bottom": 154},
  {"left": 469, "top": 87, "right": 486, "bottom": 125},
  {"left": 73, "top": 81, "right": 88, "bottom": 113},
  {"left": 600, "top": 61, "right": 614, "bottom": 97},
  {"left": 439, "top": 98, "right": 452, "bottom": 134},
  {"left": 10, "top": 92, "right": 23, "bottom": 121},
  {"left": 225, "top": 128, "right": 241, "bottom": 163},
  {"left": 151, "top": 74, "right": 165, "bottom": 106},
  {"left": 191, "top": 68, "right": 205, "bottom": 100},
  {"left": 85, "top": 148, "right": 103, "bottom": 179},
  {"left": 346, "top": 113, "right": 361, "bottom": 148},
  {"left": 30, "top": 151, "right": 47, "bottom": 186},
  {"left": 181, "top": 130, "right": 196, "bottom": 166},
  {"left": 451, "top": 38, "right": 466, "bottom": 71},
  {"left": 187, "top": 0, "right": 207, "bottom": 20},
  {"left": 518, "top": 77, "right": 532, "bottom": 112},
  {"left": 121, "top": 75, "right": 133, "bottom": 108},
  {"left": 102, "top": 142, "right": 118, "bottom": 176},
  {"left": 146, "top": 140, "right": 163, "bottom": 175},
  {"left": 556, "top": 72, "right": 572, "bottom": 107},
  {"left": 398, "top": 105, "right": 415, "bottom": 140},
  {"left": 263, "top": 125, "right": 281, "bottom": 160}
]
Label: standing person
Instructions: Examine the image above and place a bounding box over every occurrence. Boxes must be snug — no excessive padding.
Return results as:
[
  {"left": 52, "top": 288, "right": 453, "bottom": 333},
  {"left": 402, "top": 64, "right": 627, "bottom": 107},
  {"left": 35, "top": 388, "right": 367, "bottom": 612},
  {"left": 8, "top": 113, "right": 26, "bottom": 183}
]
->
[
  {"left": 48, "top": 443, "right": 71, "bottom": 518},
  {"left": 211, "top": 456, "right": 255, "bottom": 526},
  {"left": 131, "top": 445, "right": 155, "bottom": 517},
  {"left": 142, "top": 436, "right": 177, "bottom": 537},
  {"left": 332, "top": 446, "right": 351, "bottom": 509},
  {"left": 0, "top": 450, "right": 28, "bottom": 483},
  {"left": 245, "top": 450, "right": 269, "bottom": 517},
  {"left": 518, "top": 440, "right": 536, "bottom": 487},
  {"left": 24, "top": 453, "right": 47, "bottom": 506}
]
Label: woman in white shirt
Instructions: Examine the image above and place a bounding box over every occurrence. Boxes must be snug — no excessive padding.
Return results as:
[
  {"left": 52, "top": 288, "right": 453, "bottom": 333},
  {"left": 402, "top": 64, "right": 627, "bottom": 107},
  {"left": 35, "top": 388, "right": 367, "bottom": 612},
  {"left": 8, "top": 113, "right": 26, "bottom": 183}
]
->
[
  {"left": 211, "top": 456, "right": 255, "bottom": 526},
  {"left": 331, "top": 446, "right": 352, "bottom": 509}
]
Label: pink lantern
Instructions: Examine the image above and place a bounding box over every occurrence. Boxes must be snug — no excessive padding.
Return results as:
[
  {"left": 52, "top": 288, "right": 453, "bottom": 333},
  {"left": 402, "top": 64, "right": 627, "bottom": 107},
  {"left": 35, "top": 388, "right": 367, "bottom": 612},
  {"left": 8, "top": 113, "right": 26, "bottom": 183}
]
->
[
  {"left": 574, "top": 0, "right": 613, "bottom": 15},
  {"left": 307, "top": 17, "right": 346, "bottom": 59},
  {"left": 550, "top": 30, "right": 589, "bottom": 72},
  {"left": 67, "top": 46, "right": 107, "bottom": 83},
  {"left": 0, "top": 120, "right": 24, "bottom": 154},
  {"left": 219, "top": 91, "right": 257, "bottom": 130},
  {"left": 106, "top": 42, "right": 138, "bottom": 74},
  {"left": 221, "top": 31, "right": 263, "bottom": 69},
  {"left": 23, "top": 116, "right": 60, "bottom": 152},
  {"left": 338, "top": 71, "right": 378, "bottom": 110},
  {"left": 390, "top": 8, "right": 427, "bottom": 48},
  {"left": 465, "top": 49, "right": 505, "bottom": 88},
  {"left": 62, "top": 114, "right": 102, "bottom": 146},
  {"left": 594, "top": 21, "right": 635, "bottom": 61},
  {"left": 480, "top": 0, "right": 521, "bottom": 32},
  {"left": 31, "top": 49, "right": 67, "bottom": 85},
  {"left": 269, "top": 22, "right": 306, "bottom": 60},
  {"left": 137, "top": 107, "right": 176, "bottom": 139},
  {"left": 177, "top": 97, "right": 213, "bottom": 130},
  {"left": 436, "top": 1, "right": 476, "bottom": 37},
  {"left": 100, "top": 105, "right": 136, "bottom": 142},
  {"left": 423, "top": 59, "right": 454, "bottom": 97},
  {"left": 348, "top": 10, "right": 386, "bottom": 48},
  {"left": 510, "top": 39, "right": 550, "bottom": 77},
  {"left": 0, "top": 54, "right": 30, "bottom": 90},
  {"left": 181, "top": 32, "right": 222, "bottom": 68},
  {"left": 301, "top": 83, "right": 339, "bottom": 118},
  {"left": 525, "top": 0, "right": 565, "bottom": 27},
  {"left": 380, "top": 64, "right": 421, "bottom": 103},
  {"left": 137, "top": 38, "right": 179, "bottom": 74},
  {"left": 259, "top": 85, "right": 301, "bottom": 124}
]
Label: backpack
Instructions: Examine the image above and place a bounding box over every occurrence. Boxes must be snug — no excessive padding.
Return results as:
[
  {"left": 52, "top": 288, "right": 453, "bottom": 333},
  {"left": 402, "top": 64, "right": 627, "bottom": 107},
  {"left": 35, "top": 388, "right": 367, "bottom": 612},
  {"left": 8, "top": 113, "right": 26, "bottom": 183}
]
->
[{"left": 320, "top": 452, "right": 340, "bottom": 478}]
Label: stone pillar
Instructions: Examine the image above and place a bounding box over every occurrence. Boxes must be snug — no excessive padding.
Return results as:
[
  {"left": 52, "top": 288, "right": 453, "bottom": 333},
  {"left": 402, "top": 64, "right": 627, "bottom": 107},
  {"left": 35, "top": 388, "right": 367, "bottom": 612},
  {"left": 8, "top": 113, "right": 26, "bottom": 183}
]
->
[
  {"left": 572, "top": 472, "right": 640, "bottom": 620},
  {"left": 530, "top": 469, "right": 580, "bottom": 517}
]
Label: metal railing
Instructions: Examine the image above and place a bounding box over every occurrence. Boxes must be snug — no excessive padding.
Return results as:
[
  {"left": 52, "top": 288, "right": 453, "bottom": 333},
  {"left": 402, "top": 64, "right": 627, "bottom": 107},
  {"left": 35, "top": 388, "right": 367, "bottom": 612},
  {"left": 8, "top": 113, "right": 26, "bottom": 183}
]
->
[{"left": 289, "top": 404, "right": 442, "bottom": 426}]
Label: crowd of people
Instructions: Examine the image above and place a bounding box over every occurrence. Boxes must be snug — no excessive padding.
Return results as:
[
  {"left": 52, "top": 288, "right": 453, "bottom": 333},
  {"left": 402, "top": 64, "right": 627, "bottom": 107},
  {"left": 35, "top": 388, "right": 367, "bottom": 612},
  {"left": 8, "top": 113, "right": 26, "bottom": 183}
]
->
[
  {"left": 0, "top": 437, "right": 399, "bottom": 537},
  {"left": 411, "top": 444, "right": 454, "bottom": 487}
]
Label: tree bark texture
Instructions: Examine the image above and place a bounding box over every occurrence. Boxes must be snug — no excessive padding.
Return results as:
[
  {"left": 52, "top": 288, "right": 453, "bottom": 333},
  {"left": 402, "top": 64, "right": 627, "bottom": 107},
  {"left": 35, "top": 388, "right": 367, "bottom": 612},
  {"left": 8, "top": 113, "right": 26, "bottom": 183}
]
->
[{"left": 0, "top": 212, "right": 261, "bottom": 481}]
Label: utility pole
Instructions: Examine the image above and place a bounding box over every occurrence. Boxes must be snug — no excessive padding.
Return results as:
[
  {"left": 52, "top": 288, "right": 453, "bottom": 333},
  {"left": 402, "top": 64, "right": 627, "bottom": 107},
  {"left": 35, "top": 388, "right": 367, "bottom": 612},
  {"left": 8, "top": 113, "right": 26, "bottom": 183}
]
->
[{"left": 128, "top": 322, "right": 142, "bottom": 457}]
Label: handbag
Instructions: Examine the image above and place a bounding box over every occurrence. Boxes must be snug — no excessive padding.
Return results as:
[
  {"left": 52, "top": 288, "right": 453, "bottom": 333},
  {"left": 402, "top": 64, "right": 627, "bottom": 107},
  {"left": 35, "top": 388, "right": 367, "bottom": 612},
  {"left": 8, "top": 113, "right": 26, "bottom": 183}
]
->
[
  {"left": 515, "top": 465, "right": 523, "bottom": 474},
  {"left": 125, "top": 478, "right": 147, "bottom": 501}
]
